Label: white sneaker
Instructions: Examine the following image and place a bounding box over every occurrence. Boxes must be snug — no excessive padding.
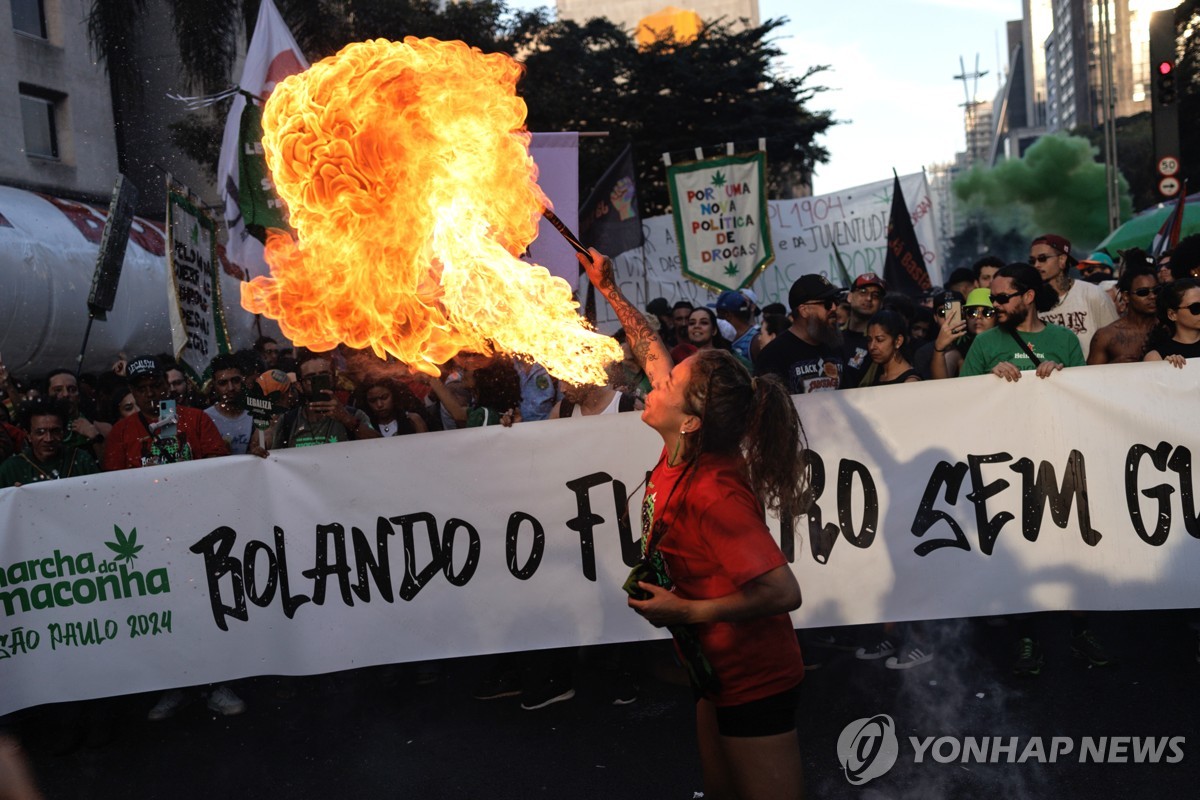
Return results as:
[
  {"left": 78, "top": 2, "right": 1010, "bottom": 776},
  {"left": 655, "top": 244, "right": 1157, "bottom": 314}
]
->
[
  {"left": 206, "top": 685, "right": 246, "bottom": 716},
  {"left": 885, "top": 646, "right": 934, "bottom": 670},
  {"left": 855, "top": 639, "right": 896, "bottom": 660},
  {"left": 147, "top": 689, "right": 189, "bottom": 721}
]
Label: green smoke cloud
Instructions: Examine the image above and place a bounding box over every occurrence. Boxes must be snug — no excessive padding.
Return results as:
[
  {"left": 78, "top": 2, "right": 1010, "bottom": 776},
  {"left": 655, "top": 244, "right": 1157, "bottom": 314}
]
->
[{"left": 953, "top": 134, "right": 1132, "bottom": 250}]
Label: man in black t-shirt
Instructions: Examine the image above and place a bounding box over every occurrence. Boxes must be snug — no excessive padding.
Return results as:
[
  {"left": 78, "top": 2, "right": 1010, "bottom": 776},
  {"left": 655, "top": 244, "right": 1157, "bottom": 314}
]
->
[{"left": 755, "top": 274, "right": 845, "bottom": 394}]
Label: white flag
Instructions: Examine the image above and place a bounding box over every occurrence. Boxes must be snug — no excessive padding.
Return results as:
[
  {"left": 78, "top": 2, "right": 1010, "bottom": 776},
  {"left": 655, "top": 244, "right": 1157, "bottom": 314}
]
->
[{"left": 216, "top": 0, "right": 308, "bottom": 280}]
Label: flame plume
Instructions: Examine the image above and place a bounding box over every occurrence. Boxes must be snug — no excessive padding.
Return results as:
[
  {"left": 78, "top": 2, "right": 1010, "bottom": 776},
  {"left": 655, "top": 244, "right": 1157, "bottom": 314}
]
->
[{"left": 240, "top": 37, "right": 621, "bottom": 383}]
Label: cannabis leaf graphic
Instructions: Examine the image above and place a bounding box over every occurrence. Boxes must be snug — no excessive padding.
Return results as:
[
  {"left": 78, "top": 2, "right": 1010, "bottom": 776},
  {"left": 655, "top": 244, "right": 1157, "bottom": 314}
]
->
[
  {"left": 724, "top": 262, "right": 739, "bottom": 277},
  {"left": 105, "top": 525, "right": 143, "bottom": 566},
  {"left": 710, "top": 171, "right": 727, "bottom": 188}
]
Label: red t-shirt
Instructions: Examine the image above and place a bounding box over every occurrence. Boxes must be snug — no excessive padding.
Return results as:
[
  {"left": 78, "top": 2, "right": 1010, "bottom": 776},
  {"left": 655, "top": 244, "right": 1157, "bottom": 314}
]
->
[
  {"left": 2, "top": 422, "right": 26, "bottom": 453},
  {"left": 644, "top": 449, "right": 803, "bottom": 706},
  {"left": 103, "top": 407, "right": 229, "bottom": 470}
]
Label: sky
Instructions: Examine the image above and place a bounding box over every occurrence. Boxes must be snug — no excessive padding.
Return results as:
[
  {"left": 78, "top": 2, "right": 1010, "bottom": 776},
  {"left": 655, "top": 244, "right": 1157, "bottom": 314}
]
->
[{"left": 509, "top": 0, "right": 1022, "bottom": 193}]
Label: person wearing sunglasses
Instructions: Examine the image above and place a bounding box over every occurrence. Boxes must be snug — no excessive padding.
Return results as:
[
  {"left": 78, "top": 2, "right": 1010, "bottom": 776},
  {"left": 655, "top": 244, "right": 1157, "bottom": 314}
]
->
[
  {"left": 928, "top": 288, "right": 996, "bottom": 379},
  {"left": 960, "top": 263, "right": 1085, "bottom": 381},
  {"left": 1088, "top": 262, "right": 1159, "bottom": 365},
  {"left": 1028, "top": 234, "right": 1118, "bottom": 360},
  {"left": 1144, "top": 278, "right": 1200, "bottom": 368},
  {"left": 755, "top": 274, "right": 845, "bottom": 393}
]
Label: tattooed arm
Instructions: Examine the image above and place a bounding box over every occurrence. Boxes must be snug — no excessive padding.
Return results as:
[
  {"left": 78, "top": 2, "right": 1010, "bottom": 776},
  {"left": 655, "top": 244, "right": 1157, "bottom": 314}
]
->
[{"left": 578, "top": 248, "right": 672, "bottom": 387}]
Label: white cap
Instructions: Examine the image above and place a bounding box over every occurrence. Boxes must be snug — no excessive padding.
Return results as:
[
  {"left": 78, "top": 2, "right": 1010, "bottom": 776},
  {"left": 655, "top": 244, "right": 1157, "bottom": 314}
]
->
[{"left": 717, "top": 319, "right": 738, "bottom": 341}]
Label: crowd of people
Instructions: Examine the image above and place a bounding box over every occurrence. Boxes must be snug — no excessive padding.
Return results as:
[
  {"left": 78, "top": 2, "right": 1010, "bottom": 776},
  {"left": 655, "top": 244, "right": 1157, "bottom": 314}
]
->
[{"left": 2, "top": 230, "right": 1199, "bottom": 799}]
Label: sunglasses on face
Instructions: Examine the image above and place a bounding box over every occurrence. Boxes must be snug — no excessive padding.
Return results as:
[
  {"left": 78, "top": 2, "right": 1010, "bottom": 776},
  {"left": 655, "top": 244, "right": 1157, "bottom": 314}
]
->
[
  {"left": 1128, "top": 287, "right": 1157, "bottom": 298},
  {"left": 803, "top": 299, "right": 836, "bottom": 310},
  {"left": 1029, "top": 253, "right": 1059, "bottom": 265},
  {"left": 990, "top": 291, "right": 1024, "bottom": 305},
  {"left": 965, "top": 307, "right": 996, "bottom": 319},
  {"left": 1176, "top": 302, "right": 1200, "bottom": 316}
]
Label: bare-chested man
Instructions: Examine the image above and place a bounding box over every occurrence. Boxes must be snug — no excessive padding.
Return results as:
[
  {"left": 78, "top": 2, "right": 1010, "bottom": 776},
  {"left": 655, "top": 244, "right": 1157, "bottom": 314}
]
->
[{"left": 1087, "top": 262, "right": 1158, "bottom": 364}]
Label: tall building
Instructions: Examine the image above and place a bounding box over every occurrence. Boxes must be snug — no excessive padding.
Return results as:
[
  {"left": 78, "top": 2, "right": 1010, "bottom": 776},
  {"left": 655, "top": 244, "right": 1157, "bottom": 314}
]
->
[
  {"left": 994, "top": 0, "right": 1177, "bottom": 163},
  {"left": 2, "top": 0, "right": 121, "bottom": 202},
  {"left": 1045, "top": 0, "right": 1093, "bottom": 131},
  {"left": 555, "top": 0, "right": 759, "bottom": 34},
  {"left": 926, "top": 161, "right": 961, "bottom": 262}
]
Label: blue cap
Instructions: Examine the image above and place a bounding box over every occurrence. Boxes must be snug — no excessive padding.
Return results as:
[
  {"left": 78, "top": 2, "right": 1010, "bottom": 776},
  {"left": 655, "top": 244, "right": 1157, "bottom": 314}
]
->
[{"left": 710, "top": 290, "right": 751, "bottom": 313}]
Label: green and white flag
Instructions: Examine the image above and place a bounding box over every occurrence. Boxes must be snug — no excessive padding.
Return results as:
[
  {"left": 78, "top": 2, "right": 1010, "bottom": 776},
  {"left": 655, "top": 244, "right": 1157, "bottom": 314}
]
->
[
  {"left": 666, "top": 151, "right": 773, "bottom": 292},
  {"left": 166, "top": 185, "right": 231, "bottom": 380}
]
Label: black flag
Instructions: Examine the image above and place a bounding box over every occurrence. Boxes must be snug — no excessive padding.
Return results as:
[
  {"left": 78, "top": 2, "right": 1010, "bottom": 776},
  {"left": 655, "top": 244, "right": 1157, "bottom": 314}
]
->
[
  {"left": 578, "top": 144, "right": 643, "bottom": 322},
  {"left": 882, "top": 174, "right": 932, "bottom": 296},
  {"left": 579, "top": 144, "right": 643, "bottom": 255}
]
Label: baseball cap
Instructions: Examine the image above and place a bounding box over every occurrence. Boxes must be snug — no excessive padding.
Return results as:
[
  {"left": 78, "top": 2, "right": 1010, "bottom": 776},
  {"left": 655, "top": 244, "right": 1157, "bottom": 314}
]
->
[
  {"left": 788, "top": 274, "right": 840, "bottom": 309},
  {"left": 1032, "top": 233, "right": 1076, "bottom": 265},
  {"left": 126, "top": 355, "right": 164, "bottom": 381},
  {"left": 710, "top": 290, "right": 751, "bottom": 313},
  {"left": 1083, "top": 252, "right": 1114, "bottom": 268},
  {"left": 964, "top": 288, "right": 992, "bottom": 307},
  {"left": 716, "top": 319, "right": 737, "bottom": 341},
  {"left": 933, "top": 290, "right": 965, "bottom": 308},
  {"left": 852, "top": 272, "right": 887, "bottom": 291}
]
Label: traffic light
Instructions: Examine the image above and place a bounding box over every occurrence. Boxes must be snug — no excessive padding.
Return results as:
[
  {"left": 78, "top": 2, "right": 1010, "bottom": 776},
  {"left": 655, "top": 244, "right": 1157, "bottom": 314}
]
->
[
  {"left": 1149, "top": 10, "right": 1181, "bottom": 198},
  {"left": 1157, "top": 58, "right": 1177, "bottom": 106}
]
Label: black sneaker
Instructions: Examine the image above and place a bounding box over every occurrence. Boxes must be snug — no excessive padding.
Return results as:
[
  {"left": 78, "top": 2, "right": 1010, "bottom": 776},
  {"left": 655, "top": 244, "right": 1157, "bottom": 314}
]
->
[
  {"left": 1012, "top": 637, "right": 1044, "bottom": 677},
  {"left": 1071, "top": 630, "right": 1114, "bottom": 667},
  {"left": 472, "top": 671, "right": 521, "bottom": 700},
  {"left": 519, "top": 679, "right": 575, "bottom": 711},
  {"left": 609, "top": 672, "right": 639, "bottom": 706},
  {"left": 809, "top": 631, "right": 859, "bottom": 652}
]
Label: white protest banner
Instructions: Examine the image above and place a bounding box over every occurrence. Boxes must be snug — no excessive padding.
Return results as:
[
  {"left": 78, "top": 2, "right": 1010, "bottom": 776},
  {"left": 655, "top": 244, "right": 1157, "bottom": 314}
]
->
[
  {"left": 593, "top": 173, "right": 940, "bottom": 331},
  {"left": 666, "top": 151, "right": 773, "bottom": 292},
  {"left": 2, "top": 363, "right": 1198, "bottom": 715},
  {"left": 166, "top": 187, "right": 231, "bottom": 380}
]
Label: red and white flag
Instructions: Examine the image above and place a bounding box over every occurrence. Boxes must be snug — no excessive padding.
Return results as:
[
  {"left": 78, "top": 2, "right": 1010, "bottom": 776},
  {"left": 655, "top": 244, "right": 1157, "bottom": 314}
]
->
[{"left": 216, "top": 0, "right": 308, "bottom": 279}]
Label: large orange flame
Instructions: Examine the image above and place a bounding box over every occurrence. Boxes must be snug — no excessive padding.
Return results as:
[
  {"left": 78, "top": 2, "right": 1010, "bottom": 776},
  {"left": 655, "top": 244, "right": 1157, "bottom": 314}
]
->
[{"left": 240, "top": 37, "right": 621, "bottom": 383}]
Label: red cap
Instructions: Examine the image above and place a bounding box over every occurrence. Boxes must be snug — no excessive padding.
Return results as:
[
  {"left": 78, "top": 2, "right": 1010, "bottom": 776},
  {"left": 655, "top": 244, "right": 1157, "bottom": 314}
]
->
[{"left": 1031, "top": 233, "right": 1074, "bottom": 262}]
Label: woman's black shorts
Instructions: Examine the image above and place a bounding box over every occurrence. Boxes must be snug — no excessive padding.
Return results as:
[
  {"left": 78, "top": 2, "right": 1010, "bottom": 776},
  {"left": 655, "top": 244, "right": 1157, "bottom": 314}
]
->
[{"left": 704, "top": 684, "right": 802, "bottom": 738}]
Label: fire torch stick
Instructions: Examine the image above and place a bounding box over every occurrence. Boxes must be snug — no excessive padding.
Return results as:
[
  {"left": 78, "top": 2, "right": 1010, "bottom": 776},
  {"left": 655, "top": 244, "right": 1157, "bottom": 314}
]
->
[{"left": 542, "top": 208, "right": 590, "bottom": 256}]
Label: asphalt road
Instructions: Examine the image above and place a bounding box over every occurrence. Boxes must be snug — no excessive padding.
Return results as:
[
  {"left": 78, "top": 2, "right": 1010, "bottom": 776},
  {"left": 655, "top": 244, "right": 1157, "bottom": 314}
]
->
[{"left": 13, "top": 609, "right": 1200, "bottom": 799}]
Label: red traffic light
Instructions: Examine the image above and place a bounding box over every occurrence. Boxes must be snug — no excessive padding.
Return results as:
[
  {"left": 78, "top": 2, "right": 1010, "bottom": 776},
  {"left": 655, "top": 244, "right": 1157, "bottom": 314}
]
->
[{"left": 1159, "top": 60, "right": 1174, "bottom": 75}]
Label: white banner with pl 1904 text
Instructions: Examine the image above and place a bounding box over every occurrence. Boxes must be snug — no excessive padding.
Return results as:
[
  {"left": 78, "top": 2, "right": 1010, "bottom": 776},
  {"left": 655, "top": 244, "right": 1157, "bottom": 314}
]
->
[
  {"left": 1, "top": 362, "right": 1198, "bottom": 715},
  {"left": 596, "top": 172, "right": 939, "bottom": 330}
]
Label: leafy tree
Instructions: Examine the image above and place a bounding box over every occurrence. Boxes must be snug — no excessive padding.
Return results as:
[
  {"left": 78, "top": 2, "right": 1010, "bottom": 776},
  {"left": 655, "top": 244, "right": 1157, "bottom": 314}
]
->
[
  {"left": 520, "top": 16, "right": 833, "bottom": 215},
  {"left": 86, "top": 0, "right": 833, "bottom": 214}
]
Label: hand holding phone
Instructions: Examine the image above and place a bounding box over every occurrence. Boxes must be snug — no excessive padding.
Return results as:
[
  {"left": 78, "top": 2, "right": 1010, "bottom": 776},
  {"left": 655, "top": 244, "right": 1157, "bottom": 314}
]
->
[
  {"left": 306, "top": 373, "right": 333, "bottom": 404},
  {"left": 154, "top": 399, "right": 178, "bottom": 439},
  {"left": 943, "top": 300, "right": 963, "bottom": 328}
]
